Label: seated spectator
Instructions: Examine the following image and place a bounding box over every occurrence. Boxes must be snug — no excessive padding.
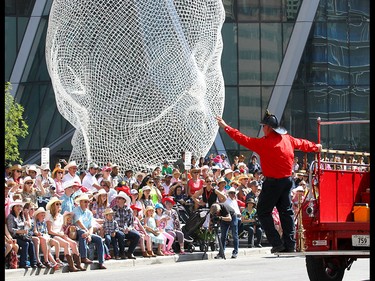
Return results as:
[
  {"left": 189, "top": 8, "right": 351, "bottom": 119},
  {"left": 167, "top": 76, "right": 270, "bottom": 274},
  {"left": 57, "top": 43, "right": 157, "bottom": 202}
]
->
[
  {"left": 5, "top": 221, "right": 19, "bottom": 269},
  {"left": 19, "top": 176, "right": 45, "bottom": 208},
  {"left": 154, "top": 203, "right": 175, "bottom": 255},
  {"left": 291, "top": 185, "right": 305, "bottom": 217},
  {"left": 73, "top": 194, "right": 107, "bottom": 269},
  {"left": 111, "top": 191, "right": 141, "bottom": 259},
  {"left": 35, "top": 164, "right": 56, "bottom": 208},
  {"left": 130, "top": 204, "right": 155, "bottom": 257},
  {"left": 51, "top": 166, "right": 65, "bottom": 198},
  {"left": 33, "top": 207, "right": 61, "bottom": 269},
  {"left": 6, "top": 200, "right": 38, "bottom": 269},
  {"left": 90, "top": 188, "right": 109, "bottom": 238},
  {"left": 102, "top": 208, "right": 126, "bottom": 260},
  {"left": 241, "top": 198, "right": 262, "bottom": 248},
  {"left": 143, "top": 205, "right": 167, "bottom": 256},
  {"left": 162, "top": 197, "right": 187, "bottom": 254},
  {"left": 129, "top": 189, "right": 143, "bottom": 219},
  {"left": 169, "top": 182, "right": 190, "bottom": 206},
  {"left": 46, "top": 197, "right": 84, "bottom": 271}
]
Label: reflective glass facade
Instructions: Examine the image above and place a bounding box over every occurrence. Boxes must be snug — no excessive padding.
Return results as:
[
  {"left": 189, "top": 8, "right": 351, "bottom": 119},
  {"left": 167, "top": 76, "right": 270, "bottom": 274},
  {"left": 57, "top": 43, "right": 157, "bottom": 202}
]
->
[{"left": 5, "top": 0, "right": 370, "bottom": 166}]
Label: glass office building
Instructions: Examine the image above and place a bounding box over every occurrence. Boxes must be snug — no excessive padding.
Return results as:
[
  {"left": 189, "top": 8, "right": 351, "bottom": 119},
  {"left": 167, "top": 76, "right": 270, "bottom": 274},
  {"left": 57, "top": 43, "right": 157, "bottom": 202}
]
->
[{"left": 5, "top": 0, "right": 370, "bottom": 167}]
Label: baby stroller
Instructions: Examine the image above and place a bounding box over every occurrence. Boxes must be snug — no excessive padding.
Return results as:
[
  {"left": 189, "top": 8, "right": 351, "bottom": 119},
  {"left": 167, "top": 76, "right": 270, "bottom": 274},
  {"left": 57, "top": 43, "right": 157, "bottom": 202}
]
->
[
  {"left": 181, "top": 208, "right": 218, "bottom": 253},
  {"left": 170, "top": 201, "right": 195, "bottom": 253},
  {"left": 174, "top": 200, "right": 194, "bottom": 225}
]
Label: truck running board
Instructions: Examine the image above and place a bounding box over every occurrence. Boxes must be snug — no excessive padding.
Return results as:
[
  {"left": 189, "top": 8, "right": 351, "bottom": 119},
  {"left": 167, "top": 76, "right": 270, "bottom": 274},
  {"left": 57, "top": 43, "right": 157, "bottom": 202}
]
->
[{"left": 274, "top": 250, "right": 369, "bottom": 258}]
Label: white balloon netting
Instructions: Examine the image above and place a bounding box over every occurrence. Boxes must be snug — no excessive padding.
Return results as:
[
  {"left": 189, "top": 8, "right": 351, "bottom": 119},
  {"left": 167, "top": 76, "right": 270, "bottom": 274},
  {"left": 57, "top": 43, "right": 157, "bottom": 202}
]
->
[{"left": 45, "top": 0, "right": 225, "bottom": 172}]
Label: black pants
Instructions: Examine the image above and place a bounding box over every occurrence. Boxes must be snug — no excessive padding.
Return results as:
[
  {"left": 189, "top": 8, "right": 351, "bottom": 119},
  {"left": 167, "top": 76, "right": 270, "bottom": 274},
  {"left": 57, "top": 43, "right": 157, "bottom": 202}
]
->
[{"left": 257, "top": 176, "right": 295, "bottom": 250}]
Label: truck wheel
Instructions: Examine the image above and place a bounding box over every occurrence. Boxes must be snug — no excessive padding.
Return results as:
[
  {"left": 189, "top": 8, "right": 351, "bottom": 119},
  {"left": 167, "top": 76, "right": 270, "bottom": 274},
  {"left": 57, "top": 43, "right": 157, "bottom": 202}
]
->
[{"left": 306, "top": 256, "right": 345, "bottom": 281}]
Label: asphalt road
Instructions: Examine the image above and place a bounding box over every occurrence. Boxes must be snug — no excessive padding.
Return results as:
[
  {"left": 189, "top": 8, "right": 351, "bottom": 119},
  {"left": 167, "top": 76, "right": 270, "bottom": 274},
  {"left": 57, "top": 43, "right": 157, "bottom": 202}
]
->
[{"left": 5, "top": 253, "right": 370, "bottom": 281}]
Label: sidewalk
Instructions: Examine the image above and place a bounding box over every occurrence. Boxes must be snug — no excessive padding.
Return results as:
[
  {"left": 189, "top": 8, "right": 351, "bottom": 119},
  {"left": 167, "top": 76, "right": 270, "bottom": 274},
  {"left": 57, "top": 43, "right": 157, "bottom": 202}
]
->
[{"left": 5, "top": 246, "right": 272, "bottom": 278}]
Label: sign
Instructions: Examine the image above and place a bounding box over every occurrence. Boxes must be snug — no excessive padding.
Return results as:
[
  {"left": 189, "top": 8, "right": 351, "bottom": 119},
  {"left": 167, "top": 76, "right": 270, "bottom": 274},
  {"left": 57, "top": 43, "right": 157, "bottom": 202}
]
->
[
  {"left": 352, "top": 235, "right": 370, "bottom": 247},
  {"left": 184, "top": 151, "right": 192, "bottom": 171},
  {"left": 41, "top": 147, "right": 50, "bottom": 166}
]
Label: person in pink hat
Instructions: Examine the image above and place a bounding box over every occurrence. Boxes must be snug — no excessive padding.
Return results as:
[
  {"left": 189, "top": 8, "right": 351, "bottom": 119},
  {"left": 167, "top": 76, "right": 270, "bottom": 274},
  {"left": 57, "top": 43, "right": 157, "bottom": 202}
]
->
[{"left": 212, "top": 155, "right": 224, "bottom": 169}]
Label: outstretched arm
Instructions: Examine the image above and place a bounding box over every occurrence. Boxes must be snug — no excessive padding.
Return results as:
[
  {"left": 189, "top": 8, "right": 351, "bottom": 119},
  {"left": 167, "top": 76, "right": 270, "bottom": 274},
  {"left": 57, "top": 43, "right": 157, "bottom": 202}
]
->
[{"left": 215, "top": 116, "right": 228, "bottom": 129}]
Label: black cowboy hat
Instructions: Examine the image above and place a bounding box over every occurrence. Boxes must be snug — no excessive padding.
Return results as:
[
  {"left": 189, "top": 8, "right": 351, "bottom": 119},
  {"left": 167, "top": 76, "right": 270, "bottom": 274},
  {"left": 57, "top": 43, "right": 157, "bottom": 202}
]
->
[{"left": 260, "top": 109, "right": 287, "bottom": 135}]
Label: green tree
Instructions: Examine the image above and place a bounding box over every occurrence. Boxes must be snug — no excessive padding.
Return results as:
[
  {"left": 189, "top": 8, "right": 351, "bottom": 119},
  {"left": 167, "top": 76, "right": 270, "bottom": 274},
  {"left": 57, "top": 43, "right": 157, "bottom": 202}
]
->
[{"left": 5, "top": 82, "right": 28, "bottom": 164}]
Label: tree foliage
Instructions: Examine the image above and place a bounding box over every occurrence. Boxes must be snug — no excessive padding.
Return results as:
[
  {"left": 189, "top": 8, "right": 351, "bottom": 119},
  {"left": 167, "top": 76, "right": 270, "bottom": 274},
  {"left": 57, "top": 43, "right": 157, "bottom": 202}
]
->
[{"left": 5, "top": 82, "right": 28, "bottom": 164}]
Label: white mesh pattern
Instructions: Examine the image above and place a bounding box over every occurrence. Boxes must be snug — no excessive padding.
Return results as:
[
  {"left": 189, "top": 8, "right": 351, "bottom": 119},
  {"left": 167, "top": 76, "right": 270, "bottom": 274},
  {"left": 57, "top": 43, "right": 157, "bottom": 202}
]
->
[{"left": 45, "top": 0, "right": 225, "bottom": 171}]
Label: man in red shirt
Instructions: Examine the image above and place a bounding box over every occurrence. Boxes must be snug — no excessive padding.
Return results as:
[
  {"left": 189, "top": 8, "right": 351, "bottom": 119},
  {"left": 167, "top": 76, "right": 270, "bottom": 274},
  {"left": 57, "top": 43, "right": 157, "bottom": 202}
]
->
[{"left": 215, "top": 110, "right": 322, "bottom": 253}]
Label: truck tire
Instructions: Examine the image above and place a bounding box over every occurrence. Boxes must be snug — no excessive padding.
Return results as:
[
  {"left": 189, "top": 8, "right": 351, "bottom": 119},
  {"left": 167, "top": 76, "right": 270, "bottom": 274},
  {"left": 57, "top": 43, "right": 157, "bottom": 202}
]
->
[{"left": 306, "top": 256, "right": 345, "bottom": 281}]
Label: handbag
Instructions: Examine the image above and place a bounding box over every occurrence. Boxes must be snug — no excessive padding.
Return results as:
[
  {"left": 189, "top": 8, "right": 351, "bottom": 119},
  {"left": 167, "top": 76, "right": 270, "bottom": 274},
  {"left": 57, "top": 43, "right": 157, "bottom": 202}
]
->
[
  {"left": 10, "top": 250, "right": 19, "bottom": 269},
  {"left": 68, "top": 225, "right": 77, "bottom": 240},
  {"left": 152, "top": 229, "right": 161, "bottom": 236}
]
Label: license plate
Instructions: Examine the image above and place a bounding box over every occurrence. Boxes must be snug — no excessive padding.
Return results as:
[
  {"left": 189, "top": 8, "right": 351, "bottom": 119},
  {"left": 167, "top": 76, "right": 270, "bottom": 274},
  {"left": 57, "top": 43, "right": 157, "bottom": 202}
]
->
[{"left": 352, "top": 235, "right": 370, "bottom": 247}]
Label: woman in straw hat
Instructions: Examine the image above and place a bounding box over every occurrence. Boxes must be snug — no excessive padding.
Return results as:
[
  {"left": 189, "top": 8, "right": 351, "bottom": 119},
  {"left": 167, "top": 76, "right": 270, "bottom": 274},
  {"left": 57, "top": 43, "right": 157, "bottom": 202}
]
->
[
  {"left": 7, "top": 164, "right": 24, "bottom": 190},
  {"left": 187, "top": 167, "right": 204, "bottom": 198},
  {"left": 143, "top": 205, "right": 166, "bottom": 256},
  {"left": 45, "top": 197, "right": 83, "bottom": 271},
  {"left": 6, "top": 200, "right": 38, "bottom": 269},
  {"left": 19, "top": 176, "right": 45, "bottom": 207},
  {"left": 51, "top": 166, "right": 65, "bottom": 198}
]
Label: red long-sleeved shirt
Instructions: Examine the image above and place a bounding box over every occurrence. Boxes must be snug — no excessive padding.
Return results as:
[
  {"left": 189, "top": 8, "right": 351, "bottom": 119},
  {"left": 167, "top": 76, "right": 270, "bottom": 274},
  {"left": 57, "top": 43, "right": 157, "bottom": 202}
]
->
[{"left": 224, "top": 126, "right": 320, "bottom": 179}]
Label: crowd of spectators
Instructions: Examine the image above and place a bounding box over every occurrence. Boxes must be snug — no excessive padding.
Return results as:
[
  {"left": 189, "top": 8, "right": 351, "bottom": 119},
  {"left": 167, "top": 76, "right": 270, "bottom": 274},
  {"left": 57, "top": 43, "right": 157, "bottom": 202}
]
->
[{"left": 5, "top": 152, "right": 367, "bottom": 269}]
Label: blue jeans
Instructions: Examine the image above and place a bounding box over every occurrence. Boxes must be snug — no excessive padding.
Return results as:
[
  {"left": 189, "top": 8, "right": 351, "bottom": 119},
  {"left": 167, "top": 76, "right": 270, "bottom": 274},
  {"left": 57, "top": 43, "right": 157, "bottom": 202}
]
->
[
  {"left": 104, "top": 230, "right": 126, "bottom": 257},
  {"left": 257, "top": 176, "right": 295, "bottom": 249},
  {"left": 16, "top": 237, "right": 37, "bottom": 267},
  {"left": 243, "top": 224, "right": 263, "bottom": 246},
  {"left": 124, "top": 229, "right": 141, "bottom": 254},
  {"left": 219, "top": 216, "right": 239, "bottom": 256},
  {"left": 77, "top": 229, "right": 105, "bottom": 264}
]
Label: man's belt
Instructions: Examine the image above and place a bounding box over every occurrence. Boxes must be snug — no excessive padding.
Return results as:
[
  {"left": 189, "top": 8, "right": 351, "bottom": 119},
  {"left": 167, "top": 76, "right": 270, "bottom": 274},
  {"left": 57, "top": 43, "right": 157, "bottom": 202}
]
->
[{"left": 265, "top": 176, "right": 292, "bottom": 181}]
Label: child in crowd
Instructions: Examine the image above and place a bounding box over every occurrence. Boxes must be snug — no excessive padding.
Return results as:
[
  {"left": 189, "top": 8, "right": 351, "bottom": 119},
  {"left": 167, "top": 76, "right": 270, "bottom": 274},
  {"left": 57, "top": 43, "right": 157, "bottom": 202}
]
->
[
  {"left": 33, "top": 207, "right": 61, "bottom": 269},
  {"left": 143, "top": 206, "right": 167, "bottom": 256},
  {"left": 154, "top": 203, "right": 175, "bottom": 255},
  {"left": 23, "top": 202, "right": 44, "bottom": 268},
  {"left": 130, "top": 204, "right": 155, "bottom": 257},
  {"left": 102, "top": 208, "right": 126, "bottom": 260},
  {"left": 62, "top": 212, "right": 78, "bottom": 241},
  {"left": 162, "top": 197, "right": 186, "bottom": 254}
]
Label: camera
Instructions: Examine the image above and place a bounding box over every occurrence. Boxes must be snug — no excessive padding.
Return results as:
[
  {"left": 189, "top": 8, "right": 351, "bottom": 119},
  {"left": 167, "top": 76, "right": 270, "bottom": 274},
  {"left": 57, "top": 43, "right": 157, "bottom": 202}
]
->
[
  {"left": 254, "top": 214, "right": 261, "bottom": 227},
  {"left": 211, "top": 215, "right": 221, "bottom": 228}
]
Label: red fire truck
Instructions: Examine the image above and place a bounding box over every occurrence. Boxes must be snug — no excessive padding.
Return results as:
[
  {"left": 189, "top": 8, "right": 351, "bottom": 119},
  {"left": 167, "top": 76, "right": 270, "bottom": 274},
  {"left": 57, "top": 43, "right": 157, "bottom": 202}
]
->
[{"left": 280, "top": 118, "right": 370, "bottom": 281}]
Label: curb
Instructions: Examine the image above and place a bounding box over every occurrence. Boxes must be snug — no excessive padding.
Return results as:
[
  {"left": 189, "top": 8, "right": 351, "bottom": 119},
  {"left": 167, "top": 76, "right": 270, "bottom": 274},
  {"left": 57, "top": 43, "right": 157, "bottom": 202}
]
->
[{"left": 5, "top": 247, "right": 271, "bottom": 278}]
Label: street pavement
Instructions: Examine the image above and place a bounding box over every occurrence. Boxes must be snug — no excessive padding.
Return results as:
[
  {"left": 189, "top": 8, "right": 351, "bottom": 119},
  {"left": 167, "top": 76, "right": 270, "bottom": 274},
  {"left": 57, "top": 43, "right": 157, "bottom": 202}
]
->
[{"left": 5, "top": 242, "right": 271, "bottom": 278}]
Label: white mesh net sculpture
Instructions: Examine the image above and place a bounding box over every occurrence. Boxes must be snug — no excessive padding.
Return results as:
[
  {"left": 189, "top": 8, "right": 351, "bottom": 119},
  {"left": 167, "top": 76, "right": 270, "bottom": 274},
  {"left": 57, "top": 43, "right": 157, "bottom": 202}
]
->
[{"left": 45, "top": 0, "right": 225, "bottom": 171}]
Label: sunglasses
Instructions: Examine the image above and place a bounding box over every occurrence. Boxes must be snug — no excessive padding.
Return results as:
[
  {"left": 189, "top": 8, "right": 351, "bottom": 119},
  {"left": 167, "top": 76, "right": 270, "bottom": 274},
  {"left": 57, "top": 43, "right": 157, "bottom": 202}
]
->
[
  {"left": 206, "top": 180, "right": 212, "bottom": 183},
  {"left": 15, "top": 170, "right": 22, "bottom": 173},
  {"left": 55, "top": 203, "right": 62, "bottom": 206},
  {"left": 57, "top": 171, "right": 64, "bottom": 174},
  {"left": 25, "top": 182, "right": 33, "bottom": 185},
  {"left": 148, "top": 181, "right": 154, "bottom": 184}
]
